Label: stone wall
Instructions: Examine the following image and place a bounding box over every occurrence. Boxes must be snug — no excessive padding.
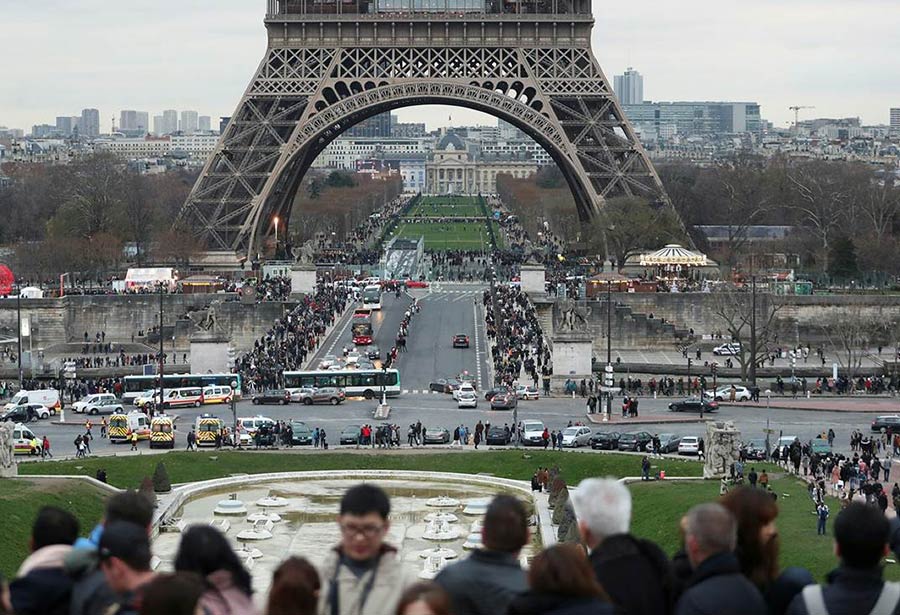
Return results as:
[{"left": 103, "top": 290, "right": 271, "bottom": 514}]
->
[{"left": 0, "top": 295, "right": 292, "bottom": 354}]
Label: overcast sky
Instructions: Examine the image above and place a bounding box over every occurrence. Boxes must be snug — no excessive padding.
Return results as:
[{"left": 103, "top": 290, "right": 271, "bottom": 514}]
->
[{"left": 2, "top": 0, "right": 898, "bottom": 132}]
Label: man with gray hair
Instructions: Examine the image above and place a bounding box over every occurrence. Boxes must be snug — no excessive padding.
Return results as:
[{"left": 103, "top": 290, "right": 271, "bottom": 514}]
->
[
  {"left": 572, "top": 478, "right": 675, "bottom": 615},
  {"left": 675, "top": 503, "right": 767, "bottom": 615}
]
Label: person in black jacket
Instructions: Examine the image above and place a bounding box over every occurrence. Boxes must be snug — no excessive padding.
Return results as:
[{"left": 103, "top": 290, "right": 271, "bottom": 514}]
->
[
  {"left": 507, "top": 543, "right": 616, "bottom": 615},
  {"left": 571, "top": 477, "right": 675, "bottom": 615},
  {"left": 787, "top": 503, "right": 900, "bottom": 615},
  {"left": 9, "top": 506, "right": 80, "bottom": 615},
  {"left": 436, "top": 495, "right": 529, "bottom": 615},
  {"left": 675, "top": 503, "right": 768, "bottom": 615}
]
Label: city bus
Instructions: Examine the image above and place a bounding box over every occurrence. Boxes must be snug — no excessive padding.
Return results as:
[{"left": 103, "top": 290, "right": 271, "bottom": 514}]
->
[
  {"left": 361, "top": 284, "right": 382, "bottom": 310},
  {"left": 283, "top": 368, "right": 400, "bottom": 399},
  {"left": 122, "top": 373, "right": 242, "bottom": 404}
]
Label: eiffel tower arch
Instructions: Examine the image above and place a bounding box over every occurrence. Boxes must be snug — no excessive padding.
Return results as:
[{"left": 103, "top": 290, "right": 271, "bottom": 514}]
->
[{"left": 178, "top": 0, "right": 672, "bottom": 263}]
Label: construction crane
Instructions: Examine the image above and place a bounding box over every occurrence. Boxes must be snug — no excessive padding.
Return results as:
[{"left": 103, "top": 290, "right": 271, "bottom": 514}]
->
[{"left": 789, "top": 105, "right": 815, "bottom": 132}]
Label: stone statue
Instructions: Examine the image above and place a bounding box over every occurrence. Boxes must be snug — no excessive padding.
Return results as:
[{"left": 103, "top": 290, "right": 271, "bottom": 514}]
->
[
  {"left": 703, "top": 420, "right": 742, "bottom": 479},
  {"left": 0, "top": 421, "right": 16, "bottom": 476},
  {"left": 186, "top": 301, "right": 221, "bottom": 334},
  {"left": 296, "top": 240, "right": 316, "bottom": 265},
  {"left": 554, "top": 298, "right": 591, "bottom": 333}
]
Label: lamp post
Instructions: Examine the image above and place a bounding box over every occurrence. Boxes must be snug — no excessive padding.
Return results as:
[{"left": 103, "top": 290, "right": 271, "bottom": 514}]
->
[
  {"left": 157, "top": 282, "right": 165, "bottom": 417},
  {"left": 605, "top": 280, "right": 613, "bottom": 421},
  {"left": 274, "top": 216, "right": 279, "bottom": 252},
  {"left": 749, "top": 251, "right": 757, "bottom": 386},
  {"left": 16, "top": 282, "right": 23, "bottom": 388},
  {"left": 230, "top": 379, "right": 238, "bottom": 448}
]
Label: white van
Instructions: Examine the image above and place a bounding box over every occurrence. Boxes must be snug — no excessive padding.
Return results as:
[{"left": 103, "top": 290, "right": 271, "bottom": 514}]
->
[
  {"left": 202, "top": 386, "right": 233, "bottom": 405},
  {"left": 73, "top": 393, "right": 117, "bottom": 414},
  {"left": 237, "top": 416, "right": 275, "bottom": 446},
  {"left": 12, "top": 423, "right": 41, "bottom": 455},
  {"left": 4, "top": 390, "right": 61, "bottom": 413},
  {"left": 108, "top": 411, "right": 151, "bottom": 442}
]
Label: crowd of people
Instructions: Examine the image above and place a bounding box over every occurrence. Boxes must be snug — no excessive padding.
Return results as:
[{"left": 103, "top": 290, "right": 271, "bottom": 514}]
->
[
  {"left": 8, "top": 478, "right": 900, "bottom": 615},
  {"left": 484, "top": 284, "right": 551, "bottom": 388},
  {"left": 236, "top": 283, "right": 350, "bottom": 392}
]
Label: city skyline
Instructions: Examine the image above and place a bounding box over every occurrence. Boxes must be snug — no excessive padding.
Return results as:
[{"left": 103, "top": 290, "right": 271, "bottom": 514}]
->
[{"left": 1, "top": 0, "right": 899, "bottom": 132}]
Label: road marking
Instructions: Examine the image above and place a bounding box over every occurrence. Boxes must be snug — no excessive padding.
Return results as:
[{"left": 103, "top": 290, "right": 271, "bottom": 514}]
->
[{"left": 472, "top": 298, "right": 484, "bottom": 390}]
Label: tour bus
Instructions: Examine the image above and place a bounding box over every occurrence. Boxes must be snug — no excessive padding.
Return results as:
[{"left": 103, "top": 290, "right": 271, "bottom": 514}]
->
[
  {"left": 351, "top": 316, "right": 374, "bottom": 345},
  {"left": 122, "top": 373, "right": 242, "bottom": 404},
  {"left": 361, "top": 284, "right": 383, "bottom": 311},
  {"left": 283, "top": 368, "right": 401, "bottom": 399}
]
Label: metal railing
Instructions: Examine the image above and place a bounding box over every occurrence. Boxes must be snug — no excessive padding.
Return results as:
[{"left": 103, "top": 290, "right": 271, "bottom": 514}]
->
[{"left": 267, "top": 0, "right": 591, "bottom": 17}]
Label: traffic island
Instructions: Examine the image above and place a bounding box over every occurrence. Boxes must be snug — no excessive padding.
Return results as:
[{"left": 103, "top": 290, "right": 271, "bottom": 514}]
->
[{"left": 584, "top": 413, "right": 706, "bottom": 426}]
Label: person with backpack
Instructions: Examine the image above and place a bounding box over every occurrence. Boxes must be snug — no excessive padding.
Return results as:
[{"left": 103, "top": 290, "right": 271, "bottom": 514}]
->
[{"left": 787, "top": 503, "right": 900, "bottom": 614}]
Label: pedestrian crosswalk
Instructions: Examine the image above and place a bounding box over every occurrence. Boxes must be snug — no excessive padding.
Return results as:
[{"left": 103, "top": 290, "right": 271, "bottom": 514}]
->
[{"left": 403, "top": 389, "right": 454, "bottom": 395}]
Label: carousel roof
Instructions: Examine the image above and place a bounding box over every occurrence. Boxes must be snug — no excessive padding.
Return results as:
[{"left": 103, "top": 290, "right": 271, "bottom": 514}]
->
[
  {"left": 639, "top": 244, "right": 708, "bottom": 267},
  {"left": 588, "top": 271, "right": 632, "bottom": 283}
]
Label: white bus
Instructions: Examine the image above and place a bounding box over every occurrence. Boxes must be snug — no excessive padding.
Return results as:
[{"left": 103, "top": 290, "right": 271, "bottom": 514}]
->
[
  {"left": 361, "top": 284, "right": 382, "bottom": 310},
  {"left": 283, "top": 368, "right": 401, "bottom": 399},
  {"left": 122, "top": 373, "right": 242, "bottom": 404}
]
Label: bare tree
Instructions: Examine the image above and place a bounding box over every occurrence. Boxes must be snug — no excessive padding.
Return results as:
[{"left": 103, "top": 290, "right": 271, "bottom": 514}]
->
[
  {"left": 818, "top": 306, "right": 882, "bottom": 379},
  {"left": 710, "top": 288, "right": 782, "bottom": 383},
  {"left": 714, "top": 159, "right": 773, "bottom": 268}
]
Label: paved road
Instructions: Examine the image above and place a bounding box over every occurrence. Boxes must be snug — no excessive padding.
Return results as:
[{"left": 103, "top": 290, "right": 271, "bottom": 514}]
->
[{"left": 17, "top": 286, "right": 897, "bottom": 461}]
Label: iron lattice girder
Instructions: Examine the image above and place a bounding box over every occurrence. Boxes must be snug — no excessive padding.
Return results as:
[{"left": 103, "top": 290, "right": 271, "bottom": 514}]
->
[{"left": 178, "top": 35, "right": 673, "bottom": 256}]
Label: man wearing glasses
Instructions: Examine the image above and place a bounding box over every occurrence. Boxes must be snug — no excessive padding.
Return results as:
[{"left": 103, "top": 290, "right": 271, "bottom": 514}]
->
[{"left": 319, "top": 484, "right": 412, "bottom": 615}]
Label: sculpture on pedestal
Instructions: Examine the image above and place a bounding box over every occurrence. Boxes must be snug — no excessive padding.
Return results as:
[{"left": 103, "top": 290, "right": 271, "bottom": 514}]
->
[{"left": 703, "top": 420, "right": 742, "bottom": 479}]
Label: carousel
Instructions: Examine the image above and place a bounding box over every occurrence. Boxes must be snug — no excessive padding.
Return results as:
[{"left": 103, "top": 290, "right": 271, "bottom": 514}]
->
[{"left": 636, "top": 244, "right": 713, "bottom": 291}]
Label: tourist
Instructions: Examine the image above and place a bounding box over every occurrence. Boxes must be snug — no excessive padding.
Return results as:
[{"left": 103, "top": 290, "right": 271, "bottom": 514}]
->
[
  {"left": 138, "top": 572, "right": 206, "bottom": 615},
  {"left": 9, "top": 506, "right": 79, "bottom": 615},
  {"left": 675, "top": 503, "right": 767, "bottom": 615},
  {"left": 394, "top": 582, "right": 451, "bottom": 615},
  {"left": 96, "top": 522, "right": 157, "bottom": 615},
  {"left": 0, "top": 573, "right": 10, "bottom": 615},
  {"left": 435, "top": 495, "right": 529, "bottom": 615},
  {"left": 816, "top": 502, "right": 829, "bottom": 536},
  {"left": 318, "top": 484, "right": 411, "bottom": 615},
  {"left": 570, "top": 478, "right": 674, "bottom": 615},
  {"left": 787, "top": 503, "right": 900, "bottom": 614},
  {"left": 266, "top": 557, "right": 319, "bottom": 615},
  {"left": 174, "top": 525, "right": 256, "bottom": 615},
  {"left": 641, "top": 456, "right": 652, "bottom": 481},
  {"left": 506, "top": 544, "right": 615, "bottom": 615},
  {"left": 720, "top": 487, "right": 813, "bottom": 615},
  {"left": 68, "top": 490, "right": 155, "bottom": 615}
]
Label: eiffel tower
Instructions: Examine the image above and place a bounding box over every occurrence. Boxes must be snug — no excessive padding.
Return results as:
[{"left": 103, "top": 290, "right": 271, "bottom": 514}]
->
[{"left": 178, "top": 0, "right": 671, "bottom": 263}]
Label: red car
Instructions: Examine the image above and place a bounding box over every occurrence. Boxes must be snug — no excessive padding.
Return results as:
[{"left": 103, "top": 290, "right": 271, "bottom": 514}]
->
[
  {"left": 452, "top": 334, "right": 470, "bottom": 348},
  {"left": 404, "top": 279, "right": 429, "bottom": 289}
]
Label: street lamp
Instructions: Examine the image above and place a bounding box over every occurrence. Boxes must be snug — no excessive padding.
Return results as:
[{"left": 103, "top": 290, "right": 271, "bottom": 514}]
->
[
  {"left": 157, "top": 282, "right": 165, "bottom": 417},
  {"left": 230, "top": 379, "right": 238, "bottom": 448},
  {"left": 605, "top": 280, "right": 613, "bottom": 421},
  {"left": 16, "top": 281, "right": 23, "bottom": 388},
  {"left": 273, "top": 216, "right": 280, "bottom": 254}
]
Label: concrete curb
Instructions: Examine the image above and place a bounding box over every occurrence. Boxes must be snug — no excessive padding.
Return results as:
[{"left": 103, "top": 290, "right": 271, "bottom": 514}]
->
[{"left": 584, "top": 413, "right": 704, "bottom": 426}]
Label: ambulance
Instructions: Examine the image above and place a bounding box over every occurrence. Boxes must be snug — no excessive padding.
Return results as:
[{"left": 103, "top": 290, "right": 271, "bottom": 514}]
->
[
  {"left": 12, "top": 423, "right": 41, "bottom": 455},
  {"left": 108, "top": 411, "right": 151, "bottom": 443},
  {"left": 149, "top": 415, "right": 176, "bottom": 449},
  {"left": 195, "top": 414, "right": 225, "bottom": 447},
  {"left": 4, "top": 389, "right": 61, "bottom": 413}
]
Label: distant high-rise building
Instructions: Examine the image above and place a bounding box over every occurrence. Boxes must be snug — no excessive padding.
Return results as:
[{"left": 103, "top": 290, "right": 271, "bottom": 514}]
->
[
  {"left": 498, "top": 119, "right": 525, "bottom": 140},
  {"left": 31, "top": 124, "right": 57, "bottom": 138},
  {"left": 81, "top": 108, "right": 101, "bottom": 137},
  {"left": 120, "top": 110, "right": 138, "bottom": 131},
  {"left": 199, "top": 115, "right": 211, "bottom": 132},
  {"left": 891, "top": 108, "right": 900, "bottom": 130},
  {"left": 180, "top": 110, "right": 199, "bottom": 134},
  {"left": 219, "top": 117, "right": 231, "bottom": 134},
  {"left": 614, "top": 67, "right": 644, "bottom": 106},
  {"left": 346, "top": 112, "right": 391, "bottom": 137},
  {"left": 623, "top": 101, "right": 761, "bottom": 136},
  {"left": 56, "top": 116, "right": 73, "bottom": 135},
  {"left": 152, "top": 115, "right": 164, "bottom": 135},
  {"left": 162, "top": 109, "right": 178, "bottom": 135},
  {"left": 136, "top": 112, "right": 149, "bottom": 134}
]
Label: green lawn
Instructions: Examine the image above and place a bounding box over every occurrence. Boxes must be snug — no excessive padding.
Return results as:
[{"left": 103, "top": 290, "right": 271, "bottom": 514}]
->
[
  {"left": 631, "top": 476, "right": 900, "bottom": 582},
  {"left": 0, "top": 479, "right": 108, "bottom": 579},
  {"left": 409, "top": 196, "right": 483, "bottom": 218},
  {"left": 389, "top": 221, "right": 497, "bottom": 251}
]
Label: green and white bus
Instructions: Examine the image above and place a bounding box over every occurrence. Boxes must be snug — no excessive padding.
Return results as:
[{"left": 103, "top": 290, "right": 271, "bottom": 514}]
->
[
  {"left": 123, "top": 373, "right": 243, "bottom": 404},
  {"left": 283, "top": 368, "right": 400, "bottom": 399}
]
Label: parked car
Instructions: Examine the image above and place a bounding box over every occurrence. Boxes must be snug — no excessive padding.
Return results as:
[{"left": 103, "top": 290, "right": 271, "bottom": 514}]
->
[
  {"left": 485, "top": 426, "right": 511, "bottom": 445},
  {"left": 561, "top": 426, "right": 593, "bottom": 448},
  {"left": 490, "top": 393, "right": 518, "bottom": 410},
  {"left": 650, "top": 433, "right": 681, "bottom": 454},
  {"left": 340, "top": 425, "right": 362, "bottom": 445},
  {"left": 424, "top": 427, "right": 451, "bottom": 444},
  {"left": 741, "top": 438, "right": 768, "bottom": 460},
  {"left": 252, "top": 389, "right": 291, "bottom": 405},
  {"left": 713, "top": 343, "right": 741, "bottom": 356},
  {"left": 484, "top": 386, "right": 512, "bottom": 401},
  {"left": 810, "top": 438, "right": 831, "bottom": 454},
  {"left": 590, "top": 431, "right": 620, "bottom": 450},
  {"left": 872, "top": 415, "right": 900, "bottom": 432},
  {"left": 85, "top": 398, "right": 124, "bottom": 416},
  {"left": 290, "top": 421, "right": 313, "bottom": 445},
  {"left": 457, "top": 391, "right": 478, "bottom": 409},
  {"left": 618, "top": 432, "right": 652, "bottom": 452},
  {"left": 515, "top": 385, "right": 540, "bottom": 400},
  {"left": 452, "top": 334, "right": 470, "bottom": 348},
  {"left": 0, "top": 404, "right": 44, "bottom": 423},
  {"left": 678, "top": 436, "right": 701, "bottom": 456},
  {"left": 668, "top": 397, "right": 718, "bottom": 413},
  {"left": 521, "top": 420, "right": 546, "bottom": 446},
  {"left": 704, "top": 385, "right": 752, "bottom": 402},
  {"left": 72, "top": 393, "right": 117, "bottom": 414},
  {"left": 296, "top": 387, "right": 345, "bottom": 406}
]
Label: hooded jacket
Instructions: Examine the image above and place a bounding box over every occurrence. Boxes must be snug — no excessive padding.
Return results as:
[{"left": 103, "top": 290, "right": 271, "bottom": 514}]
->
[{"left": 10, "top": 544, "right": 74, "bottom": 615}]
